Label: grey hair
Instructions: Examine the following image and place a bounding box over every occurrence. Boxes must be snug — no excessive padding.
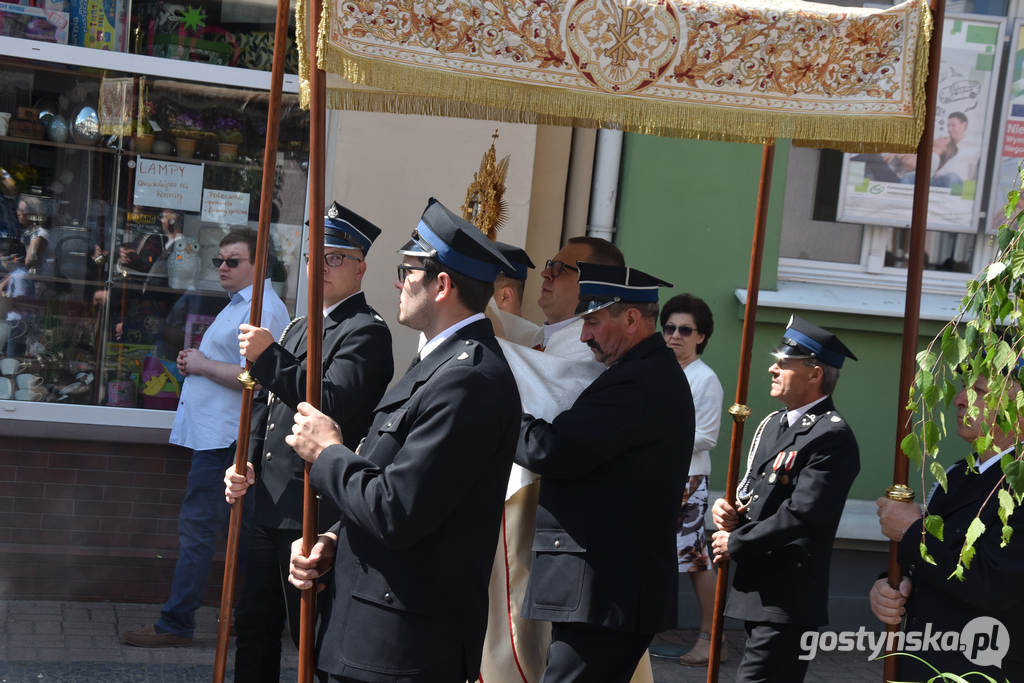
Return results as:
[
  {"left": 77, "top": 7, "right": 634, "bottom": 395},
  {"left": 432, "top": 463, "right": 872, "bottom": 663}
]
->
[{"left": 804, "top": 358, "right": 840, "bottom": 394}]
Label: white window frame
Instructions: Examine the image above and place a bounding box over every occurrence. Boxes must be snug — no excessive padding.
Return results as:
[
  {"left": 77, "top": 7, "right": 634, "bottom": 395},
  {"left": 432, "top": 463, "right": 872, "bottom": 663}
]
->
[{"left": 777, "top": 144, "right": 998, "bottom": 299}]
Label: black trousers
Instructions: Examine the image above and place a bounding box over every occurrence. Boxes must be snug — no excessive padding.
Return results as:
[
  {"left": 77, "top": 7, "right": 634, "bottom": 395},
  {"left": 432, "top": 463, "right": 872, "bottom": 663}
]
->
[
  {"left": 734, "top": 621, "right": 811, "bottom": 683},
  {"left": 233, "top": 525, "right": 331, "bottom": 683},
  {"left": 539, "top": 622, "right": 653, "bottom": 683}
]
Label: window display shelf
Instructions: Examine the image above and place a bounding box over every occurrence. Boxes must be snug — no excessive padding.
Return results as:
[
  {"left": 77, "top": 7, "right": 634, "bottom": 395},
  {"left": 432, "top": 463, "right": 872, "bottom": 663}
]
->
[{"left": 0, "top": 134, "right": 121, "bottom": 155}]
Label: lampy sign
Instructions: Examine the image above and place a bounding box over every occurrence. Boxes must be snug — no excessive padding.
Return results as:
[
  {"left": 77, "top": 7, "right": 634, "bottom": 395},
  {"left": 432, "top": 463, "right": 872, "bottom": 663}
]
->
[{"left": 133, "top": 157, "right": 204, "bottom": 212}]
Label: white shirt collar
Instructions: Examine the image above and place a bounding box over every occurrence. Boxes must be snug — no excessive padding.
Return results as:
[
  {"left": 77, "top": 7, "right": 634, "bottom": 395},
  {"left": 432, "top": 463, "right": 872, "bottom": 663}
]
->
[
  {"left": 978, "top": 446, "right": 1011, "bottom": 474},
  {"left": 542, "top": 316, "right": 579, "bottom": 347},
  {"left": 420, "top": 312, "right": 486, "bottom": 360},
  {"left": 323, "top": 291, "right": 360, "bottom": 318},
  {"left": 785, "top": 395, "right": 828, "bottom": 428}
]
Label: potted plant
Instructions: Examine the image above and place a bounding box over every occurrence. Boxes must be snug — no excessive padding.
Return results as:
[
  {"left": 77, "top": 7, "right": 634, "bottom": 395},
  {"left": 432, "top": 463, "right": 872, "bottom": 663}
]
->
[
  {"left": 168, "top": 110, "right": 205, "bottom": 158},
  {"left": 214, "top": 115, "right": 243, "bottom": 161},
  {"left": 134, "top": 100, "right": 157, "bottom": 154}
]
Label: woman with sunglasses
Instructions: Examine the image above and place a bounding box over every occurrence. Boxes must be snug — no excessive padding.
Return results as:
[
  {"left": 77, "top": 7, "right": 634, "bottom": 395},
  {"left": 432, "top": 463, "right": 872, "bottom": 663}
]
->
[{"left": 654, "top": 293, "right": 725, "bottom": 666}]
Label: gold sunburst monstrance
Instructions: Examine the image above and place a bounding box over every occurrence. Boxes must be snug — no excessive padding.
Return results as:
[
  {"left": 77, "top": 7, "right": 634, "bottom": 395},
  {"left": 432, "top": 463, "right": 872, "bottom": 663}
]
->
[{"left": 462, "top": 130, "right": 510, "bottom": 240}]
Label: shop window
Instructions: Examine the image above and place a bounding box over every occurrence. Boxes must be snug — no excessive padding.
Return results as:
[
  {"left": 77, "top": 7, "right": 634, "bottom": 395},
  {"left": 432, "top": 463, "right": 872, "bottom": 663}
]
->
[
  {"left": 0, "top": 57, "right": 307, "bottom": 409},
  {"left": 0, "top": 0, "right": 300, "bottom": 72}
]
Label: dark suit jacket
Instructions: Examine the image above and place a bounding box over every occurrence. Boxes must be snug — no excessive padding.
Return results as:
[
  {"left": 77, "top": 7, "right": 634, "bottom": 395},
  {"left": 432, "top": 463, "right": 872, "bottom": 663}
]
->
[
  {"left": 247, "top": 292, "right": 393, "bottom": 531},
  {"left": 897, "top": 456, "right": 1024, "bottom": 680},
  {"left": 725, "top": 396, "right": 859, "bottom": 626},
  {"left": 309, "top": 318, "right": 521, "bottom": 681},
  {"left": 515, "top": 333, "right": 693, "bottom": 633}
]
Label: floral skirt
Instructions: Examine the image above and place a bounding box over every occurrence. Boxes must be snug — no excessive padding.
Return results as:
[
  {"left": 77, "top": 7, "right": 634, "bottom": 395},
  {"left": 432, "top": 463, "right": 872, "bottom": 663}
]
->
[{"left": 676, "top": 474, "right": 712, "bottom": 572}]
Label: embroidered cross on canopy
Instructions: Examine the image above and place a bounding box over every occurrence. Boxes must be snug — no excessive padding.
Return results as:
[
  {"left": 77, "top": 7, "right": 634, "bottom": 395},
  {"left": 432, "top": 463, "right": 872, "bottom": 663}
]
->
[{"left": 298, "top": 0, "right": 932, "bottom": 152}]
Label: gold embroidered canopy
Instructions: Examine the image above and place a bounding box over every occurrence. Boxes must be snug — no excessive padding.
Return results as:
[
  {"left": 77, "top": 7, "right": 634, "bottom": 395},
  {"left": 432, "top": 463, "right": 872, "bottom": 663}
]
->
[{"left": 297, "top": 0, "right": 932, "bottom": 152}]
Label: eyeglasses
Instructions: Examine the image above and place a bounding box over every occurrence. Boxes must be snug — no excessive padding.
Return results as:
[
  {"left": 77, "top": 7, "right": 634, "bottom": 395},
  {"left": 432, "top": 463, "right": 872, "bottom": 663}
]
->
[
  {"left": 396, "top": 264, "right": 430, "bottom": 283},
  {"left": 663, "top": 323, "right": 696, "bottom": 337},
  {"left": 304, "top": 253, "right": 363, "bottom": 268},
  {"left": 544, "top": 259, "right": 579, "bottom": 279},
  {"left": 211, "top": 257, "right": 251, "bottom": 268}
]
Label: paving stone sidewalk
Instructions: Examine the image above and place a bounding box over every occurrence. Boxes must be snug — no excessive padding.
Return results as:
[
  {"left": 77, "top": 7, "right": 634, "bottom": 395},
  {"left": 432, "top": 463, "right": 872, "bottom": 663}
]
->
[{"left": 0, "top": 601, "right": 884, "bottom": 682}]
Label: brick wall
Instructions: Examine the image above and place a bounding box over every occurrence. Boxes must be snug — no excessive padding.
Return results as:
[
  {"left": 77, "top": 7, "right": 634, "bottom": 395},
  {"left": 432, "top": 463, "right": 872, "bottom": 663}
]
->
[{"left": 0, "top": 437, "right": 226, "bottom": 604}]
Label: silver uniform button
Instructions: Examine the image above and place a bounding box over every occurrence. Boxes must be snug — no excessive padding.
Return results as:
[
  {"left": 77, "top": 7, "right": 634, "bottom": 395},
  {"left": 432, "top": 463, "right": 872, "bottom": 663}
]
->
[
  {"left": 553, "top": 539, "right": 561, "bottom": 548},
  {"left": 268, "top": 423, "right": 274, "bottom": 430},
  {"left": 383, "top": 592, "right": 393, "bottom": 603}
]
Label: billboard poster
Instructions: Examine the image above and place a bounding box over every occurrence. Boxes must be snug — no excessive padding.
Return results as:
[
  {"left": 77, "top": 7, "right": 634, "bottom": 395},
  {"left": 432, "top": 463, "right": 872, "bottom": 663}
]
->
[
  {"left": 988, "top": 18, "right": 1024, "bottom": 234},
  {"left": 836, "top": 15, "right": 1005, "bottom": 232}
]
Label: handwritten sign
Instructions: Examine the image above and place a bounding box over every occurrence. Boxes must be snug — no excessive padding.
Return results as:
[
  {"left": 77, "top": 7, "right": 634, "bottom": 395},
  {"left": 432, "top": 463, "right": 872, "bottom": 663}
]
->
[
  {"left": 201, "top": 189, "right": 250, "bottom": 225},
  {"left": 134, "top": 158, "right": 203, "bottom": 212}
]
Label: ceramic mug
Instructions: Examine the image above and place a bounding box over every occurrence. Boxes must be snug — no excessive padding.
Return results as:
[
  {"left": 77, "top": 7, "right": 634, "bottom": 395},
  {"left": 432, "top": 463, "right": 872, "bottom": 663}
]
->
[
  {"left": 1, "top": 358, "right": 25, "bottom": 375},
  {"left": 0, "top": 376, "right": 11, "bottom": 399},
  {"left": 14, "top": 386, "right": 45, "bottom": 401},
  {"left": 16, "top": 373, "right": 43, "bottom": 390}
]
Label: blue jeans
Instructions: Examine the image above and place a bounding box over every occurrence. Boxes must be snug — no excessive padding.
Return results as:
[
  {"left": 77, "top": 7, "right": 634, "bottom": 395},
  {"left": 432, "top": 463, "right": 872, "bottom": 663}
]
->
[{"left": 157, "top": 445, "right": 251, "bottom": 637}]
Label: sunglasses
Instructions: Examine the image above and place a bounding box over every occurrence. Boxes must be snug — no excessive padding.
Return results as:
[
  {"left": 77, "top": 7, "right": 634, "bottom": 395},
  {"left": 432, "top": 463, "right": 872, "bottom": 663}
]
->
[
  {"left": 544, "top": 259, "right": 579, "bottom": 279},
  {"left": 211, "top": 257, "right": 251, "bottom": 268},
  {"left": 396, "top": 264, "right": 430, "bottom": 283},
  {"left": 663, "top": 323, "right": 696, "bottom": 337},
  {"left": 304, "top": 253, "right": 363, "bottom": 268}
]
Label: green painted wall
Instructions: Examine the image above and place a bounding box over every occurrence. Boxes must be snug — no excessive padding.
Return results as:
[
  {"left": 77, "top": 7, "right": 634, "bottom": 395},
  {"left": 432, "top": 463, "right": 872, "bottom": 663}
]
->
[{"left": 615, "top": 135, "right": 951, "bottom": 501}]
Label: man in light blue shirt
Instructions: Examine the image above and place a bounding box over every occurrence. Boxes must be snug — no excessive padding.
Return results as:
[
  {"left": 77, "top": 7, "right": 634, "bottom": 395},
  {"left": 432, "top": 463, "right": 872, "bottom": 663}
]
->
[{"left": 123, "top": 228, "right": 289, "bottom": 647}]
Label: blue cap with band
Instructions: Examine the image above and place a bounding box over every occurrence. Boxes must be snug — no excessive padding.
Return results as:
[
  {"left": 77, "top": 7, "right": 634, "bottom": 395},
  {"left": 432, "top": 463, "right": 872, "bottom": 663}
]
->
[
  {"left": 772, "top": 315, "right": 857, "bottom": 368},
  {"left": 576, "top": 262, "right": 673, "bottom": 315},
  {"left": 494, "top": 241, "right": 534, "bottom": 280},
  {"left": 397, "top": 198, "right": 513, "bottom": 282},
  {"left": 313, "top": 201, "right": 382, "bottom": 254}
]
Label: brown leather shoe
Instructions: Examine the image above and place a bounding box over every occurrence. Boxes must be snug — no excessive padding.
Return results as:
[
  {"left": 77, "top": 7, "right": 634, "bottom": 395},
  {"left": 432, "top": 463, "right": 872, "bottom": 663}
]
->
[{"left": 122, "top": 624, "right": 193, "bottom": 648}]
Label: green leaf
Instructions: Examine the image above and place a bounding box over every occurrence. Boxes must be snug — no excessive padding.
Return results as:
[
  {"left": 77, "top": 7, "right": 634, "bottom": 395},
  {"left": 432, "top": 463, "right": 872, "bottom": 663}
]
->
[
  {"left": 950, "top": 563, "right": 966, "bottom": 582},
  {"left": 919, "top": 541, "right": 937, "bottom": 565},
  {"left": 1004, "top": 457, "right": 1024, "bottom": 497},
  {"left": 961, "top": 518, "right": 986, "bottom": 569},
  {"left": 931, "top": 460, "right": 949, "bottom": 493},
  {"left": 986, "top": 261, "right": 1007, "bottom": 282},
  {"left": 901, "top": 432, "right": 923, "bottom": 465},
  {"left": 916, "top": 350, "right": 938, "bottom": 372},
  {"left": 998, "top": 224, "right": 1015, "bottom": 249},
  {"left": 942, "top": 379, "right": 957, "bottom": 407},
  {"left": 994, "top": 340, "right": 1015, "bottom": 373},
  {"left": 1002, "top": 524, "right": 1014, "bottom": 548},
  {"left": 965, "top": 326, "right": 979, "bottom": 353},
  {"left": 924, "top": 421, "right": 941, "bottom": 454},
  {"left": 924, "top": 514, "right": 944, "bottom": 541},
  {"left": 1011, "top": 250, "right": 1024, "bottom": 279},
  {"left": 998, "top": 488, "right": 1014, "bottom": 526},
  {"left": 923, "top": 383, "right": 940, "bottom": 406}
]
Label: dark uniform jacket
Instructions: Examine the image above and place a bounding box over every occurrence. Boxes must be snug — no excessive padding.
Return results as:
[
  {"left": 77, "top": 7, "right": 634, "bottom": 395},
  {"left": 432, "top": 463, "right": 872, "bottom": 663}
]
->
[
  {"left": 309, "top": 318, "right": 521, "bottom": 682},
  {"left": 726, "top": 396, "right": 859, "bottom": 626},
  {"left": 248, "top": 292, "right": 393, "bottom": 531},
  {"left": 897, "top": 456, "right": 1024, "bottom": 680},
  {"left": 516, "top": 333, "right": 693, "bottom": 633}
]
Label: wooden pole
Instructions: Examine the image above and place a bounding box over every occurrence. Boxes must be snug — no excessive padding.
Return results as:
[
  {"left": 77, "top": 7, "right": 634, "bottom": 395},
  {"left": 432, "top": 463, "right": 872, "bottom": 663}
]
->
[
  {"left": 706, "top": 143, "right": 775, "bottom": 683},
  {"left": 297, "top": 0, "right": 327, "bottom": 677},
  {"left": 883, "top": 0, "right": 944, "bottom": 680},
  {"left": 210, "top": 0, "right": 290, "bottom": 676}
]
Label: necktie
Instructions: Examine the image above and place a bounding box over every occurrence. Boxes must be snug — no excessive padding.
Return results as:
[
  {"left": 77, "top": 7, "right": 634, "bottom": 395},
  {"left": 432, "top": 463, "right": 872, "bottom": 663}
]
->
[{"left": 777, "top": 413, "right": 789, "bottom": 440}]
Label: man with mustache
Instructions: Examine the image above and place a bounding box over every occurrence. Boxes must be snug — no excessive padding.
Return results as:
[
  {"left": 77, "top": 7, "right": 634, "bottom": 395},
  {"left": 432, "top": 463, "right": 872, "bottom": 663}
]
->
[{"left": 516, "top": 262, "right": 693, "bottom": 681}]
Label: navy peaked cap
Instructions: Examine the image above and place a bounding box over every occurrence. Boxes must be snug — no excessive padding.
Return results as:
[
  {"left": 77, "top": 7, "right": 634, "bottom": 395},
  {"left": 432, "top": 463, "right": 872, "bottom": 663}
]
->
[
  {"left": 397, "top": 198, "right": 513, "bottom": 282},
  {"left": 576, "top": 262, "right": 673, "bottom": 315},
  {"left": 494, "top": 242, "right": 534, "bottom": 280},
  {"left": 312, "top": 201, "right": 382, "bottom": 253},
  {"left": 772, "top": 315, "right": 857, "bottom": 368}
]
